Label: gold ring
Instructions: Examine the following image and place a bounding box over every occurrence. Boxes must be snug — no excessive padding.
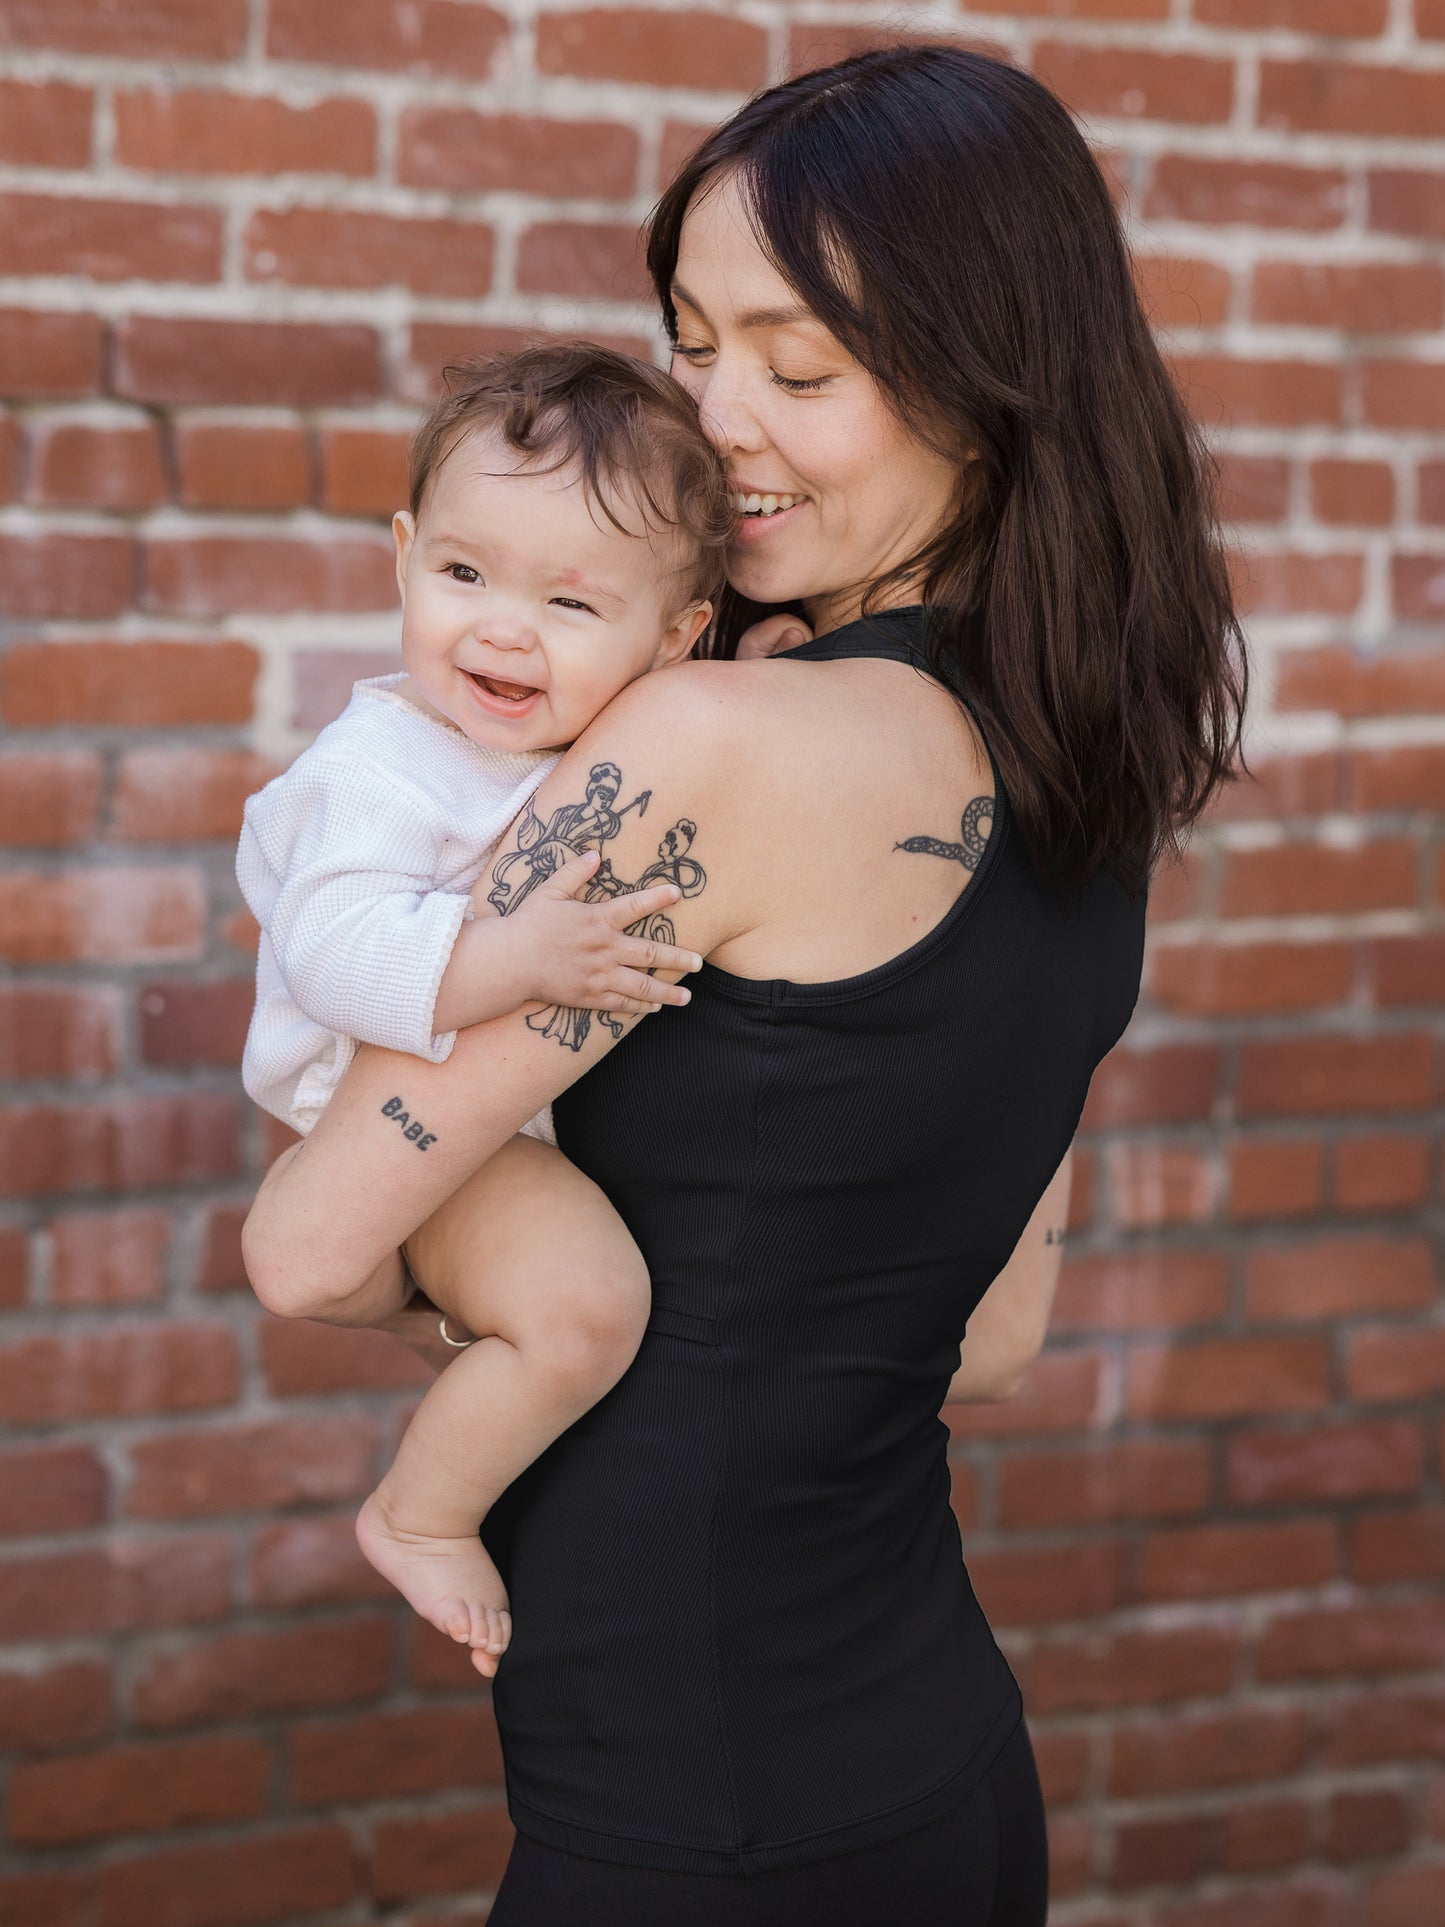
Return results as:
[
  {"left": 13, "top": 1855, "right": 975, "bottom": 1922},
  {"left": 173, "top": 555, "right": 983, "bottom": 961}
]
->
[{"left": 438, "top": 1313, "right": 474, "bottom": 1348}]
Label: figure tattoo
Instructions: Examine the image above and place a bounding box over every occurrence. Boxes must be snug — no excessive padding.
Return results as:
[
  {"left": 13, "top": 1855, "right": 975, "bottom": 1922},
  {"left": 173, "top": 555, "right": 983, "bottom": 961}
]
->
[
  {"left": 488, "top": 762, "right": 707, "bottom": 1052},
  {"left": 895, "top": 795, "right": 994, "bottom": 872}
]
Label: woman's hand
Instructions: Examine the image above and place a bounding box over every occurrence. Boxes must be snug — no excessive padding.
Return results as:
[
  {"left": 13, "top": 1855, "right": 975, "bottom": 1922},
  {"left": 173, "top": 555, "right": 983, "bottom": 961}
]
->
[{"left": 374, "top": 1290, "right": 475, "bottom": 1375}]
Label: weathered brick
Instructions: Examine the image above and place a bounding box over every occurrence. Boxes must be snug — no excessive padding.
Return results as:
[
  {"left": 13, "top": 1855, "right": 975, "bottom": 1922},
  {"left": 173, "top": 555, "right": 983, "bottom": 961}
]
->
[
  {"left": 0, "top": 77, "right": 93, "bottom": 168},
  {"left": 399, "top": 108, "right": 638, "bottom": 197},
  {"left": 0, "top": 1534, "right": 232, "bottom": 1642},
  {"left": 288, "top": 1702, "right": 503, "bottom": 1806},
  {"left": 144, "top": 531, "right": 395, "bottom": 616},
  {"left": 98, "top": 1822, "right": 356, "bottom": 1925},
  {"left": 0, "top": 868, "right": 206, "bottom": 965},
  {"left": 998, "top": 1439, "right": 1211, "bottom": 1528},
  {"left": 111, "top": 748, "right": 276, "bottom": 843},
  {"left": 1228, "top": 1137, "right": 1325, "bottom": 1221},
  {"left": 536, "top": 7, "right": 767, "bottom": 90},
  {"left": 371, "top": 1801, "right": 514, "bottom": 1904},
  {"left": 267, "top": 0, "right": 506, "bottom": 76},
  {"left": 1052, "top": 1250, "right": 1227, "bottom": 1329},
  {"left": 245, "top": 206, "right": 495, "bottom": 297},
  {"left": 1237, "top": 1034, "right": 1435, "bottom": 1117},
  {"left": 250, "top": 1512, "right": 397, "bottom": 1609},
  {"left": 1227, "top": 1419, "right": 1424, "bottom": 1505},
  {"left": 0, "top": 1440, "right": 108, "bottom": 1536},
  {"left": 28, "top": 416, "right": 167, "bottom": 509},
  {"left": 51, "top": 1207, "right": 170, "bottom": 1305},
  {"left": 0, "top": 1093, "right": 241, "bottom": 1198},
  {"left": 1110, "top": 1706, "right": 1312, "bottom": 1796},
  {"left": 1141, "top": 1519, "right": 1337, "bottom": 1600},
  {"left": 0, "top": 306, "right": 103, "bottom": 396},
  {"left": 132, "top": 1615, "right": 394, "bottom": 1728},
  {"left": 115, "top": 315, "right": 381, "bottom": 407},
  {"left": 0, "top": 1323, "right": 240, "bottom": 1425},
  {"left": 126, "top": 1415, "right": 379, "bottom": 1520},
  {"left": 0, "top": 1656, "right": 110, "bottom": 1751},
  {"left": 2, "top": 637, "right": 260, "bottom": 728},
  {"left": 318, "top": 426, "right": 411, "bottom": 517},
  {"left": 11, "top": 1734, "right": 269, "bottom": 1845},
  {"left": 0, "top": 530, "right": 135, "bottom": 619},
  {"left": 0, "top": 191, "right": 221, "bottom": 283},
  {"left": 1034, "top": 42, "right": 1235, "bottom": 124},
  {"left": 115, "top": 87, "right": 376, "bottom": 177},
  {"left": 1128, "top": 1335, "right": 1331, "bottom": 1419},
  {"left": 0, "top": 0, "right": 247, "bottom": 59}
]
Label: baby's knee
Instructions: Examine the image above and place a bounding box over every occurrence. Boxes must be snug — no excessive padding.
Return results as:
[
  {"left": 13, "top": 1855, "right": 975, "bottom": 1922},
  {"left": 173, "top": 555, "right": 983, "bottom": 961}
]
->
[{"left": 536, "top": 1251, "right": 651, "bottom": 1399}]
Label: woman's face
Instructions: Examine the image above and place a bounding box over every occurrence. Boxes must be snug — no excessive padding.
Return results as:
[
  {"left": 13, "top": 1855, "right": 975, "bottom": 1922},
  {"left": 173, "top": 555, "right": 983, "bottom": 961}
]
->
[{"left": 668, "top": 170, "right": 960, "bottom": 637}]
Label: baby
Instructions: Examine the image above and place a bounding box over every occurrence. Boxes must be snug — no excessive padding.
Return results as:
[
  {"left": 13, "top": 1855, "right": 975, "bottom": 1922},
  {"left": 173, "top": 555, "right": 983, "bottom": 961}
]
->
[{"left": 237, "top": 343, "right": 734, "bottom": 1675}]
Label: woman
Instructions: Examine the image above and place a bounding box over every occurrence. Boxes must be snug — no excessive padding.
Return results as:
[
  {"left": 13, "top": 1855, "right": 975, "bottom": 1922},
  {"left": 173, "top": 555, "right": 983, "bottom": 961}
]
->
[{"left": 243, "top": 44, "right": 1245, "bottom": 1925}]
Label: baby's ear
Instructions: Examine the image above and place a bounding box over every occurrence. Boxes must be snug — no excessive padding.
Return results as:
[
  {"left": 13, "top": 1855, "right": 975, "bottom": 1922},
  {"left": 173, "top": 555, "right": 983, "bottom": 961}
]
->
[
  {"left": 657, "top": 598, "right": 713, "bottom": 667},
  {"left": 392, "top": 511, "right": 417, "bottom": 600}
]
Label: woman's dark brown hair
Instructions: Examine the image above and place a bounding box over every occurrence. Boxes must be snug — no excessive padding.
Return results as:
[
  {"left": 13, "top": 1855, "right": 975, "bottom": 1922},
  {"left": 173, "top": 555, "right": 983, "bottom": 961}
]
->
[{"left": 647, "top": 44, "right": 1248, "bottom": 896}]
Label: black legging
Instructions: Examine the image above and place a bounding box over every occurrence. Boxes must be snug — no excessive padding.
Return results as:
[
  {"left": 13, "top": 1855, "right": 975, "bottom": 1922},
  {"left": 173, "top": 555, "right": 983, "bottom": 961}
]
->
[{"left": 487, "top": 1715, "right": 1049, "bottom": 1926}]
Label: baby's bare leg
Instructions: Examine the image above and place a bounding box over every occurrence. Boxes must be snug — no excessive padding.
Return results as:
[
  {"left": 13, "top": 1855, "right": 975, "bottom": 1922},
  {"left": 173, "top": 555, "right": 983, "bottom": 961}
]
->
[{"left": 354, "top": 1134, "right": 648, "bottom": 1677}]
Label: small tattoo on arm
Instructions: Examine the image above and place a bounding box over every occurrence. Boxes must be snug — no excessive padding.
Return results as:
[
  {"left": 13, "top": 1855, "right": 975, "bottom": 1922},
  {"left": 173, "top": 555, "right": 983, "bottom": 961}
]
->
[
  {"left": 487, "top": 761, "right": 707, "bottom": 1053},
  {"left": 381, "top": 1095, "right": 436, "bottom": 1150},
  {"left": 895, "top": 795, "right": 994, "bottom": 872},
  {"left": 1044, "top": 1225, "right": 1065, "bottom": 1246}
]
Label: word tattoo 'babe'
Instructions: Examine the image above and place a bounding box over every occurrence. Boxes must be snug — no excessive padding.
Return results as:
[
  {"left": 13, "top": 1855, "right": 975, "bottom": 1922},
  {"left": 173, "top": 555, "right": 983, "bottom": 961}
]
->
[
  {"left": 381, "top": 1094, "right": 436, "bottom": 1150},
  {"left": 488, "top": 763, "right": 708, "bottom": 1053}
]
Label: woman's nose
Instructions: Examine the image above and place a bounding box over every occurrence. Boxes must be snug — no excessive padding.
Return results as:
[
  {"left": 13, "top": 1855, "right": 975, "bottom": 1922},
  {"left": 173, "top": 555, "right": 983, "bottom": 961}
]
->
[{"left": 694, "top": 374, "right": 765, "bottom": 458}]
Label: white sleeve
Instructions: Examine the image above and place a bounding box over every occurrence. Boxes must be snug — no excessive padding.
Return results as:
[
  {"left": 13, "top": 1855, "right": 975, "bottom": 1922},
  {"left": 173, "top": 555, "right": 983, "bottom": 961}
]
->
[{"left": 237, "top": 753, "right": 469, "bottom": 1062}]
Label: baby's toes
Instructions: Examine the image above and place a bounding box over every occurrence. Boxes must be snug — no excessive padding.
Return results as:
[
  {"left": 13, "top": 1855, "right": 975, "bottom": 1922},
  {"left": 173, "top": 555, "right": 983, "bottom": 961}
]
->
[
  {"left": 471, "top": 1644, "right": 500, "bottom": 1680},
  {"left": 483, "top": 1607, "right": 511, "bottom": 1655},
  {"left": 441, "top": 1599, "right": 473, "bottom": 1643}
]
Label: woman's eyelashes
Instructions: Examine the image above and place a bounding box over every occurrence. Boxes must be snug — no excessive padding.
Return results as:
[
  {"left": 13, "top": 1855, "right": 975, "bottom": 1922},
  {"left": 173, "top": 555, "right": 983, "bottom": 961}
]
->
[{"left": 672, "top": 342, "right": 833, "bottom": 394}]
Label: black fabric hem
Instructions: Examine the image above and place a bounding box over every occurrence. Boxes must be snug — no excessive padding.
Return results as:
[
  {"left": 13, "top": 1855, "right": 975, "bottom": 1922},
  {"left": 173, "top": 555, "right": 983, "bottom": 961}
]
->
[{"left": 504, "top": 1681, "right": 1024, "bottom": 1877}]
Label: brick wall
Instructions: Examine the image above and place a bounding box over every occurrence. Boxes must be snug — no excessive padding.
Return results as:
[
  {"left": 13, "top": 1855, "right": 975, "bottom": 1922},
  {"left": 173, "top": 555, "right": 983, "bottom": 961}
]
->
[{"left": 1, "top": 1, "right": 1442, "bottom": 1921}]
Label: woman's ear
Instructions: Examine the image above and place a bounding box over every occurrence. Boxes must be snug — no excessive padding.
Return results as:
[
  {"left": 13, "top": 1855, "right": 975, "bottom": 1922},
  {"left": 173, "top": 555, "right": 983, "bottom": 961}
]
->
[
  {"left": 657, "top": 598, "right": 713, "bottom": 667},
  {"left": 393, "top": 511, "right": 416, "bottom": 603}
]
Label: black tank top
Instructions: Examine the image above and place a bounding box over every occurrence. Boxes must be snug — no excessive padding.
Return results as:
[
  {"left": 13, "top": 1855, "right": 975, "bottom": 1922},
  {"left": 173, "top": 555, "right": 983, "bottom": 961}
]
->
[{"left": 487, "top": 606, "right": 1146, "bottom": 1874}]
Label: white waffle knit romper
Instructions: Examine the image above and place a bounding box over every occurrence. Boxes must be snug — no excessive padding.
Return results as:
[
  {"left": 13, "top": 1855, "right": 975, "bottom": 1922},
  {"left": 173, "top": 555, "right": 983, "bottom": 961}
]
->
[{"left": 237, "top": 673, "right": 559, "bottom": 1140}]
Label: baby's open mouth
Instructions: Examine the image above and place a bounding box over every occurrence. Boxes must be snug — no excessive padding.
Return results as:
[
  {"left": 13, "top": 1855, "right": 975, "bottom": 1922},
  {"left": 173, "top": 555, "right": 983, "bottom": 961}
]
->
[{"left": 465, "top": 670, "right": 538, "bottom": 703}]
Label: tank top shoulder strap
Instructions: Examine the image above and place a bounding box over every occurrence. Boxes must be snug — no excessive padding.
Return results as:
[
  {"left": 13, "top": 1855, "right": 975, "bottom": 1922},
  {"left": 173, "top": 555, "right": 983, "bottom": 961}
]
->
[{"left": 770, "top": 604, "right": 979, "bottom": 703}]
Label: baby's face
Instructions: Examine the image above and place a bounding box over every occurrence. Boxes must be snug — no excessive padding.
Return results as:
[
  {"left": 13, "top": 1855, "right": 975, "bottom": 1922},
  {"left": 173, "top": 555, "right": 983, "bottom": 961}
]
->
[{"left": 393, "top": 427, "right": 709, "bottom": 753}]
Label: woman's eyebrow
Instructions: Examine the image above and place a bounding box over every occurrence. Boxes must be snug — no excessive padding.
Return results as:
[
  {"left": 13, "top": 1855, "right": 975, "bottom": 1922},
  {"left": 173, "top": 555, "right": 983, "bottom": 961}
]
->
[{"left": 671, "top": 280, "right": 816, "bottom": 331}]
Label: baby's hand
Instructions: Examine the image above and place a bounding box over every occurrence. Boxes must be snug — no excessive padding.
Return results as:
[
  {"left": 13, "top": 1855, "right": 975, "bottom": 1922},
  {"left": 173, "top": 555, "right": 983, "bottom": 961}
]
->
[
  {"left": 735, "top": 614, "right": 812, "bottom": 661},
  {"left": 506, "top": 851, "right": 702, "bottom": 1017}
]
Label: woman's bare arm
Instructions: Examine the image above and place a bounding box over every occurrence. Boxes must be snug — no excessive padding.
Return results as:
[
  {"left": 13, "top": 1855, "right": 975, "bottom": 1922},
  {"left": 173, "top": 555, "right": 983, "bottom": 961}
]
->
[{"left": 946, "top": 1144, "right": 1074, "bottom": 1402}]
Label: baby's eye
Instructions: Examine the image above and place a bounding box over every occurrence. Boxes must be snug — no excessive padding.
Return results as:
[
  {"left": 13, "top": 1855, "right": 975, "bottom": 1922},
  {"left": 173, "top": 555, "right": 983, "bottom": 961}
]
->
[
  {"left": 551, "top": 596, "right": 599, "bottom": 616},
  {"left": 446, "top": 563, "right": 480, "bottom": 584}
]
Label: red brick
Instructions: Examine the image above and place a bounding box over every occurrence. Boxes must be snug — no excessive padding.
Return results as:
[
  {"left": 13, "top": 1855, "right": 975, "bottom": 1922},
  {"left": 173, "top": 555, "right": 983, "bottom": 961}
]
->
[
  {"left": 0, "top": 0, "right": 247, "bottom": 59},
  {"left": 0, "top": 985, "right": 118, "bottom": 1081},
  {"left": 267, "top": 0, "right": 505, "bottom": 75},
  {"left": 399, "top": 107, "right": 638, "bottom": 197},
  {"left": 0, "top": 1323, "right": 239, "bottom": 1425},
  {"left": 1110, "top": 1706, "right": 1312, "bottom": 1796},
  {"left": 0, "top": 529, "right": 135, "bottom": 619},
  {"left": 1227, "top": 1419, "right": 1424, "bottom": 1505},
  {"left": 1232, "top": 549, "right": 1365, "bottom": 619},
  {"left": 115, "top": 315, "right": 381, "bottom": 408},
  {"left": 1310, "top": 460, "right": 1396, "bottom": 527},
  {"left": 1112, "top": 1813, "right": 1210, "bottom": 1891},
  {"left": 260, "top": 1316, "right": 431, "bottom": 1397},
  {"left": 1351, "top": 1507, "right": 1445, "bottom": 1585},
  {"left": 0, "top": 1440, "right": 107, "bottom": 1536},
  {"left": 1128, "top": 1335, "right": 1331, "bottom": 1420},
  {"left": 28, "top": 417, "right": 167, "bottom": 509},
  {"left": 0, "top": 751, "right": 102, "bottom": 846},
  {"left": 1261, "top": 59, "right": 1445, "bottom": 138},
  {"left": 972, "top": 0, "right": 1167, "bottom": 13},
  {"left": 943, "top": 1348, "right": 1104, "bottom": 1439},
  {"left": 372, "top": 1801, "right": 513, "bottom": 1903},
  {"left": 2, "top": 638, "right": 260, "bottom": 728},
  {"left": 111, "top": 748, "right": 275, "bottom": 844},
  {"left": 1206, "top": 748, "right": 1344, "bottom": 822},
  {"left": 137, "top": 978, "right": 252, "bottom": 1068},
  {"left": 0, "top": 77, "right": 92, "bottom": 167},
  {"left": 245, "top": 205, "right": 494, "bottom": 298},
  {"left": 0, "top": 191, "right": 220, "bottom": 283},
  {"left": 1370, "top": 168, "right": 1445, "bottom": 240},
  {"left": 657, "top": 117, "right": 715, "bottom": 190},
  {"left": 1363, "top": 361, "right": 1445, "bottom": 431},
  {"left": 1173, "top": 356, "right": 1342, "bottom": 428},
  {"left": 289, "top": 1702, "right": 503, "bottom": 1806},
  {"left": 538, "top": 7, "right": 766, "bottom": 89},
  {"left": 1147, "top": 850, "right": 1205, "bottom": 923},
  {"left": 1259, "top": 1598, "right": 1445, "bottom": 1681},
  {"left": 1426, "top": 0, "right": 1445, "bottom": 32},
  {"left": 1152, "top": 1883, "right": 1351, "bottom": 1927},
  {"left": 1034, "top": 42, "right": 1234, "bottom": 123},
  {"left": 116, "top": 87, "right": 375, "bottom": 176},
  {"left": 318, "top": 426, "right": 411, "bottom": 517},
  {"left": 1348, "top": 1327, "right": 1445, "bottom": 1402},
  {"left": 0, "top": 868, "right": 205, "bottom": 965},
  {"left": 0, "top": 1093, "right": 241, "bottom": 1198},
  {"left": 1246, "top": 1236, "right": 1436, "bottom": 1320},
  {"left": 290, "top": 646, "right": 402, "bottom": 729},
  {"left": 1147, "top": 155, "right": 1347, "bottom": 230},
  {"left": 1082, "top": 1044, "right": 1220, "bottom": 1127},
  {"left": 51, "top": 1207, "right": 170, "bottom": 1305},
  {"left": 1238, "top": 1034, "right": 1435, "bottom": 1117},
  {"left": 195, "top": 1202, "right": 248, "bottom": 1293},
  {"left": 1254, "top": 262, "right": 1443, "bottom": 334},
  {"left": 0, "top": 306, "right": 103, "bottom": 397},
  {"left": 968, "top": 1542, "right": 1126, "bottom": 1628},
  {"left": 0, "top": 1871, "right": 93, "bottom": 1926},
  {"left": 1135, "top": 253, "right": 1232, "bottom": 332},
  {"left": 1221, "top": 1798, "right": 1313, "bottom": 1874},
  {"left": 1351, "top": 743, "right": 1445, "bottom": 810},
  {"left": 126, "top": 1415, "right": 378, "bottom": 1521},
  {"left": 223, "top": 903, "right": 261, "bottom": 953},
  {"left": 1278, "top": 644, "right": 1445, "bottom": 716},
  {"left": 1334, "top": 1132, "right": 1432, "bottom": 1208},
  {"left": 516, "top": 220, "right": 647, "bottom": 301},
  {"left": 1197, "top": 0, "right": 1387, "bottom": 26},
  {"left": 0, "top": 1656, "right": 110, "bottom": 1750},
  {"left": 1053, "top": 1250, "right": 1227, "bottom": 1328},
  {"left": 13, "top": 1733, "right": 268, "bottom": 1845},
  {"left": 1000, "top": 1440, "right": 1211, "bottom": 1529},
  {"left": 1327, "top": 1788, "right": 1410, "bottom": 1861},
  {"left": 400, "top": 320, "right": 653, "bottom": 404},
  {"left": 1394, "top": 552, "right": 1445, "bottom": 620},
  {"left": 1150, "top": 940, "right": 1354, "bottom": 1016},
  {"left": 1034, "top": 1625, "right": 1236, "bottom": 1719},
  {"left": 1418, "top": 460, "right": 1445, "bottom": 522},
  {"left": 144, "top": 532, "right": 394, "bottom": 617},
  {"left": 0, "top": 409, "right": 17, "bottom": 499},
  {"left": 132, "top": 1615, "right": 394, "bottom": 1729},
  {"left": 99, "top": 1821, "right": 356, "bottom": 1925},
  {"left": 1142, "top": 1518, "right": 1337, "bottom": 1600},
  {"left": 250, "top": 1512, "right": 396, "bottom": 1609},
  {"left": 1228, "top": 1137, "right": 1325, "bottom": 1221},
  {"left": 0, "top": 1222, "right": 27, "bottom": 1308},
  {"left": 174, "top": 419, "right": 313, "bottom": 510},
  {"left": 1104, "top": 1147, "right": 1214, "bottom": 1230},
  {"left": 0, "top": 1534, "right": 231, "bottom": 1642},
  {"left": 1048, "top": 1811, "right": 1096, "bottom": 1899},
  {"left": 1218, "top": 453, "right": 1292, "bottom": 524}
]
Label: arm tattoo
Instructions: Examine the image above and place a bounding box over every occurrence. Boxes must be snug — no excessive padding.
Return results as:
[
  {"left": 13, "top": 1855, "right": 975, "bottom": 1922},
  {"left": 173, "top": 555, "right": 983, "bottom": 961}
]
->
[
  {"left": 1044, "top": 1224, "right": 1066, "bottom": 1246},
  {"left": 381, "top": 1094, "right": 436, "bottom": 1150},
  {"left": 487, "top": 761, "right": 707, "bottom": 1053},
  {"left": 895, "top": 795, "right": 994, "bottom": 872}
]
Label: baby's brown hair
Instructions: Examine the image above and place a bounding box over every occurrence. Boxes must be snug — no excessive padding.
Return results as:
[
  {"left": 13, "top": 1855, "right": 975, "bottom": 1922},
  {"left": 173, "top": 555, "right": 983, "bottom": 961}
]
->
[{"left": 408, "top": 340, "right": 734, "bottom": 608}]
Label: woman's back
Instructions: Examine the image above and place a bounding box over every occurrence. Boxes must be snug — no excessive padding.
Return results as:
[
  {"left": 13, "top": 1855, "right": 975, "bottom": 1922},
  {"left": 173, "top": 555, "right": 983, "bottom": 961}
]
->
[{"left": 486, "top": 607, "right": 1146, "bottom": 1872}]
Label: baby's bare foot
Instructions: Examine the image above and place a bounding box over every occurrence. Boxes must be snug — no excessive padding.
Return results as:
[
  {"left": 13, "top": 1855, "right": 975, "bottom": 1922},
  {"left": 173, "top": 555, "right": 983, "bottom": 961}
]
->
[{"left": 355, "top": 1489, "right": 511, "bottom": 1679}]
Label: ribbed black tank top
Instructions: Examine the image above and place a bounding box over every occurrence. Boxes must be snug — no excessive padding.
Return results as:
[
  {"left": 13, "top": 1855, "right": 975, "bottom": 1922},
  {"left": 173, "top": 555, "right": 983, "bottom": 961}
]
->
[{"left": 486, "top": 606, "right": 1146, "bottom": 1874}]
